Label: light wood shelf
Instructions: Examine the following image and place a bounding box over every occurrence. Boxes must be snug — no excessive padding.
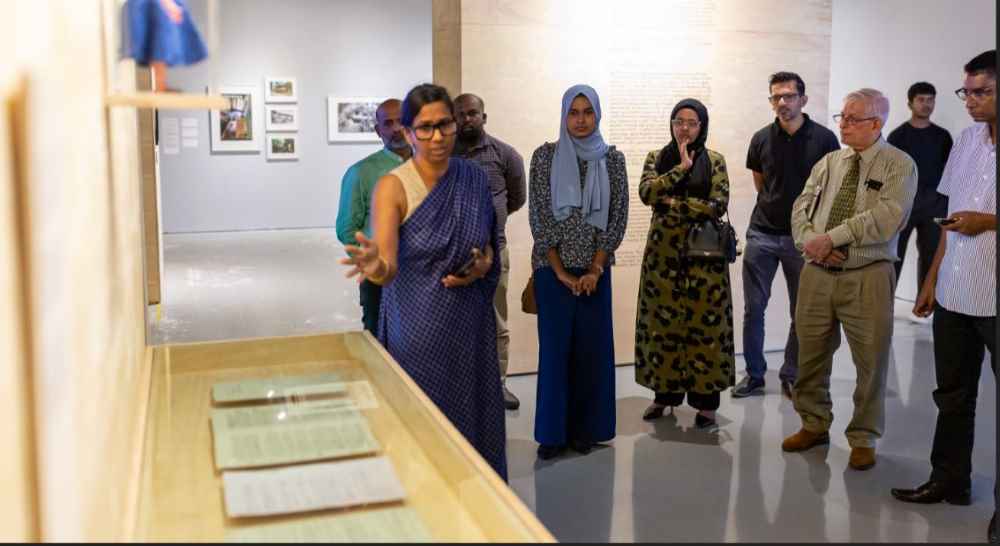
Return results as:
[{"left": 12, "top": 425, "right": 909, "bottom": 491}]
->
[{"left": 106, "top": 91, "right": 228, "bottom": 110}]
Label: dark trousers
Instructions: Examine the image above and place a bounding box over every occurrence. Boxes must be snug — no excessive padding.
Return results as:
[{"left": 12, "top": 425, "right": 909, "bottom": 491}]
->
[
  {"left": 359, "top": 279, "right": 382, "bottom": 334},
  {"left": 929, "top": 305, "right": 996, "bottom": 491},
  {"left": 655, "top": 390, "right": 721, "bottom": 411},
  {"left": 895, "top": 216, "right": 942, "bottom": 291},
  {"left": 741, "top": 227, "right": 803, "bottom": 382},
  {"left": 534, "top": 266, "right": 616, "bottom": 446}
]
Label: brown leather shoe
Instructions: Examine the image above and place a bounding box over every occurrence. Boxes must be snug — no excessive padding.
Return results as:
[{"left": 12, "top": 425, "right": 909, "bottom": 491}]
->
[
  {"left": 782, "top": 429, "right": 830, "bottom": 452},
  {"left": 849, "top": 447, "right": 876, "bottom": 470}
]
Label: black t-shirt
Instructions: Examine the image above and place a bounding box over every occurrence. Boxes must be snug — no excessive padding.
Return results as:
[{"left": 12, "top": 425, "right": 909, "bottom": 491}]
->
[
  {"left": 746, "top": 115, "right": 841, "bottom": 235},
  {"left": 887, "top": 122, "right": 953, "bottom": 219}
]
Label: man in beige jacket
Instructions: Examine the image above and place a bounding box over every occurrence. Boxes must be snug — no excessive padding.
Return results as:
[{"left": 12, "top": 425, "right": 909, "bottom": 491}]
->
[{"left": 783, "top": 88, "right": 917, "bottom": 471}]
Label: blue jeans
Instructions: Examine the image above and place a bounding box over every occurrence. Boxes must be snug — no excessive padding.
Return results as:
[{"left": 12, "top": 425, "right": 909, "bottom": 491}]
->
[{"left": 741, "top": 227, "right": 803, "bottom": 382}]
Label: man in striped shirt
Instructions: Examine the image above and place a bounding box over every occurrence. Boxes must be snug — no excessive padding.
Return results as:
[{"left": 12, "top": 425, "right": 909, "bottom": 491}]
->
[
  {"left": 783, "top": 88, "right": 917, "bottom": 472},
  {"left": 890, "top": 50, "right": 996, "bottom": 543}
]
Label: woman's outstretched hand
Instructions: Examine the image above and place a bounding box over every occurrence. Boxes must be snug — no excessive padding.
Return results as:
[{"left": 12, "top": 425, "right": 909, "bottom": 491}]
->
[{"left": 341, "top": 232, "right": 384, "bottom": 283}]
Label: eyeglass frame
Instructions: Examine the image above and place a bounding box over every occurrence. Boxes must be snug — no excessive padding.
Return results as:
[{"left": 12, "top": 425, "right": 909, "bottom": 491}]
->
[
  {"left": 767, "top": 92, "right": 802, "bottom": 104},
  {"left": 670, "top": 118, "right": 702, "bottom": 129},
  {"left": 407, "top": 118, "right": 458, "bottom": 140},
  {"left": 832, "top": 113, "right": 879, "bottom": 126},
  {"left": 955, "top": 86, "right": 995, "bottom": 101}
]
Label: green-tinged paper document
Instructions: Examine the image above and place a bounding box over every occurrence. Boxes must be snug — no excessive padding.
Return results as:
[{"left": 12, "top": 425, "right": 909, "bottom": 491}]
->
[
  {"left": 225, "top": 506, "right": 431, "bottom": 542},
  {"left": 210, "top": 402, "right": 379, "bottom": 470},
  {"left": 212, "top": 373, "right": 346, "bottom": 404}
]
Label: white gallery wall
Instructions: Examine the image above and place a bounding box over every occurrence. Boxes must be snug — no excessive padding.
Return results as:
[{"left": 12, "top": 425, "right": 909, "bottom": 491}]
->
[
  {"left": 829, "top": 0, "right": 996, "bottom": 300},
  {"left": 158, "top": 0, "right": 433, "bottom": 233},
  {"left": 464, "top": 0, "right": 836, "bottom": 374}
]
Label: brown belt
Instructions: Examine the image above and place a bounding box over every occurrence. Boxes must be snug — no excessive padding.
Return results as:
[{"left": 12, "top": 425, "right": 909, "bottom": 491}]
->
[{"left": 811, "top": 259, "right": 888, "bottom": 273}]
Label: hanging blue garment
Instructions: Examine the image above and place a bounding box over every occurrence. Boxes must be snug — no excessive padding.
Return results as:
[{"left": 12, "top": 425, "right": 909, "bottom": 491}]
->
[
  {"left": 122, "top": 0, "right": 208, "bottom": 66},
  {"left": 377, "top": 158, "right": 508, "bottom": 481}
]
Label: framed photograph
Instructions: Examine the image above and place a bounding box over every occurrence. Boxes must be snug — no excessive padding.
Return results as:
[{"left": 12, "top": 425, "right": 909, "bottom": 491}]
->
[
  {"left": 265, "top": 105, "right": 299, "bottom": 131},
  {"left": 266, "top": 133, "right": 299, "bottom": 160},
  {"left": 327, "top": 96, "right": 383, "bottom": 142},
  {"left": 209, "top": 85, "right": 262, "bottom": 153},
  {"left": 264, "top": 77, "right": 298, "bottom": 103}
]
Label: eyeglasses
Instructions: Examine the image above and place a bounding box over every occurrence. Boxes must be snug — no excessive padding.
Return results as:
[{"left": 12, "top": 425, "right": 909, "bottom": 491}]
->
[
  {"left": 671, "top": 119, "right": 701, "bottom": 129},
  {"left": 410, "top": 118, "right": 458, "bottom": 140},
  {"left": 955, "top": 86, "right": 995, "bottom": 101},
  {"left": 768, "top": 93, "right": 801, "bottom": 104},
  {"left": 832, "top": 113, "right": 877, "bottom": 125}
]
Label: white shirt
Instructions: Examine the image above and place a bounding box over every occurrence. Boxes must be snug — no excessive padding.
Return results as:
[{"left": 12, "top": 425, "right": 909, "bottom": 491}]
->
[{"left": 935, "top": 123, "right": 997, "bottom": 317}]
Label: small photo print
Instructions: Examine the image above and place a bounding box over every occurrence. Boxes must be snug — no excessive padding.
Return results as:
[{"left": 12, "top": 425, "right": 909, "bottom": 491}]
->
[
  {"left": 265, "top": 105, "right": 299, "bottom": 131},
  {"left": 220, "top": 93, "right": 253, "bottom": 141},
  {"left": 266, "top": 134, "right": 298, "bottom": 160},
  {"left": 264, "top": 77, "right": 298, "bottom": 103}
]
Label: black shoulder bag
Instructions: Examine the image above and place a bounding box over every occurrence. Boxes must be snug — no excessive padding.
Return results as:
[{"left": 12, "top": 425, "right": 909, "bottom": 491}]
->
[{"left": 682, "top": 152, "right": 738, "bottom": 263}]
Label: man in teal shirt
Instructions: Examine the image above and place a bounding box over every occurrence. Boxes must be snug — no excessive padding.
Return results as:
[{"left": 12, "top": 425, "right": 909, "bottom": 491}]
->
[{"left": 335, "top": 98, "right": 410, "bottom": 332}]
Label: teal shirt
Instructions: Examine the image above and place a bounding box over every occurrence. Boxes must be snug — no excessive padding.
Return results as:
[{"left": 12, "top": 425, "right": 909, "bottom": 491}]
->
[{"left": 335, "top": 148, "right": 404, "bottom": 245}]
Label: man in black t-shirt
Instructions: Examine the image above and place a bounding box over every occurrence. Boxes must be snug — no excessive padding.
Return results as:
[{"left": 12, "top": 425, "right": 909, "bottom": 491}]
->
[
  {"left": 887, "top": 82, "right": 953, "bottom": 293},
  {"left": 734, "top": 72, "right": 840, "bottom": 399}
]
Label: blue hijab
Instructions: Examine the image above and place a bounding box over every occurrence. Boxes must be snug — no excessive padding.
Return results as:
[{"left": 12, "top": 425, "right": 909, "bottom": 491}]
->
[{"left": 550, "top": 84, "right": 611, "bottom": 231}]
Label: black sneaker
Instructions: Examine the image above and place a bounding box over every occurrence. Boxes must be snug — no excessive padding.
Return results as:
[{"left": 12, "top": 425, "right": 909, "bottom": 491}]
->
[
  {"left": 502, "top": 385, "right": 520, "bottom": 410},
  {"left": 537, "top": 444, "right": 564, "bottom": 460},
  {"left": 732, "top": 376, "right": 765, "bottom": 398}
]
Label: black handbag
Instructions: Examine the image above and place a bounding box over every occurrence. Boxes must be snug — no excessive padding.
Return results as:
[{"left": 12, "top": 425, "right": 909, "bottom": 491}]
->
[{"left": 686, "top": 209, "right": 738, "bottom": 263}]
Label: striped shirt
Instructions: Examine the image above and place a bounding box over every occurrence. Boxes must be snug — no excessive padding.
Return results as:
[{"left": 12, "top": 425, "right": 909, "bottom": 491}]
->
[
  {"left": 791, "top": 137, "right": 918, "bottom": 269},
  {"left": 935, "top": 123, "right": 997, "bottom": 317}
]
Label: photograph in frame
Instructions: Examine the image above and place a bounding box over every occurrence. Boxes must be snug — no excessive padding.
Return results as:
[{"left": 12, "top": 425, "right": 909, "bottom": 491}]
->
[
  {"left": 210, "top": 86, "right": 262, "bottom": 153},
  {"left": 327, "top": 96, "right": 383, "bottom": 142},
  {"left": 266, "top": 133, "right": 299, "bottom": 160},
  {"left": 264, "top": 77, "right": 297, "bottom": 103},
  {"left": 265, "top": 105, "right": 299, "bottom": 132}
]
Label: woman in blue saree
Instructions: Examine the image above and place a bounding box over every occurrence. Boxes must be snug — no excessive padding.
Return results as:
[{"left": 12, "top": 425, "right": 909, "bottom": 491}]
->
[{"left": 341, "top": 84, "right": 507, "bottom": 480}]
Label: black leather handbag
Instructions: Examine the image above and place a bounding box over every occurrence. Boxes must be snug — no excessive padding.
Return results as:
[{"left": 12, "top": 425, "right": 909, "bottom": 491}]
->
[{"left": 686, "top": 211, "right": 738, "bottom": 263}]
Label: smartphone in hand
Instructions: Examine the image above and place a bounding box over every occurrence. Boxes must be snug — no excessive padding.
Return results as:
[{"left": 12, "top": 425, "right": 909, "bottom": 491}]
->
[
  {"left": 453, "top": 248, "right": 480, "bottom": 278},
  {"left": 933, "top": 217, "right": 956, "bottom": 226}
]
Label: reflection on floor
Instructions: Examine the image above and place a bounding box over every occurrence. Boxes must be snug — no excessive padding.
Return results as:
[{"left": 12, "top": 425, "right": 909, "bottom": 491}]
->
[{"left": 154, "top": 229, "right": 995, "bottom": 542}]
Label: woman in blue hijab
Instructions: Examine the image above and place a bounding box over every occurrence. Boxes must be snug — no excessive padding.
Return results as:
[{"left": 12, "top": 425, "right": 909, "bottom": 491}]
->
[{"left": 528, "top": 84, "right": 629, "bottom": 459}]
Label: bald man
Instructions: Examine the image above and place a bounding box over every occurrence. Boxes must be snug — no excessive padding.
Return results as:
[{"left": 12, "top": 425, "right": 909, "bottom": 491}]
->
[
  {"left": 453, "top": 93, "right": 526, "bottom": 410},
  {"left": 336, "top": 98, "right": 412, "bottom": 333}
]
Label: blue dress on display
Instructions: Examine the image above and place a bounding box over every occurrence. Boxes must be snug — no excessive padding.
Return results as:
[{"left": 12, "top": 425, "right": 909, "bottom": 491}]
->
[
  {"left": 377, "top": 158, "right": 508, "bottom": 481},
  {"left": 123, "top": 0, "right": 208, "bottom": 66}
]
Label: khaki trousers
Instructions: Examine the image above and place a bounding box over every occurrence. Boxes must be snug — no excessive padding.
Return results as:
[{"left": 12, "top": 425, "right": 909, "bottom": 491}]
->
[
  {"left": 793, "top": 261, "right": 895, "bottom": 448},
  {"left": 495, "top": 247, "right": 510, "bottom": 380}
]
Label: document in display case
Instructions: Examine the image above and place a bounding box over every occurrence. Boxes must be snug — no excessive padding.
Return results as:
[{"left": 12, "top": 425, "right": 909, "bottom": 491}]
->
[{"left": 135, "top": 331, "right": 554, "bottom": 542}]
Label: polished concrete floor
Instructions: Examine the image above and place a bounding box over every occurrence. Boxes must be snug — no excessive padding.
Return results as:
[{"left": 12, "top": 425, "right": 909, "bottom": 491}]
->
[{"left": 152, "top": 228, "right": 996, "bottom": 542}]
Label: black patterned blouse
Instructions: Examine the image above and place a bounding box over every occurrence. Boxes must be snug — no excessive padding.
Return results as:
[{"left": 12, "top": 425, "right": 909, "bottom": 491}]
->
[{"left": 528, "top": 142, "right": 629, "bottom": 271}]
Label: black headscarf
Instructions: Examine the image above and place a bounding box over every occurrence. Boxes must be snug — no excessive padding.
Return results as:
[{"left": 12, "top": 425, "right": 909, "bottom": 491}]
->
[{"left": 654, "top": 98, "right": 712, "bottom": 200}]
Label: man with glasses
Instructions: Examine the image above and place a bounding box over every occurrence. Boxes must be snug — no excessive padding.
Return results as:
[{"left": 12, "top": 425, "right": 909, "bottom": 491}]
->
[
  {"left": 453, "top": 93, "right": 526, "bottom": 410},
  {"left": 734, "top": 71, "right": 840, "bottom": 399},
  {"left": 783, "top": 88, "right": 917, "bottom": 472},
  {"left": 887, "top": 82, "right": 954, "bottom": 301},
  {"left": 889, "top": 50, "right": 996, "bottom": 544},
  {"left": 336, "top": 98, "right": 411, "bottom": 333}
]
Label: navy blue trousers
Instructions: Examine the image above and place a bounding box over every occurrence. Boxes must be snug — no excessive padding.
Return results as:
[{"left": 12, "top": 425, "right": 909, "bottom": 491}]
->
[{"left": 533, "top": 266, "right": 616, "bottom": 446}]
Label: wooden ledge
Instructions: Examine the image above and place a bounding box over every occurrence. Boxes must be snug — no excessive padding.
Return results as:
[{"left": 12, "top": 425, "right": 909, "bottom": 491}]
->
[{"left": 105, "top": 92, "right": 228, "bottom": 110}]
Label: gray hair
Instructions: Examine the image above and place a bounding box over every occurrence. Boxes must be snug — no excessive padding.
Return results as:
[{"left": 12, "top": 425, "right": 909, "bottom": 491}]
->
[{"left": 844, "top": 88, "right": 889, "bottom": 126}]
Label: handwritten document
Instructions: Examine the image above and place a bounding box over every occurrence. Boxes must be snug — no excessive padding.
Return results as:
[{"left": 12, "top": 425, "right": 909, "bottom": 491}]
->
[
  {"left": 222, "top": 456, "right": 407, "bottom": 518},
  {"left": 210, "top": 402, "right": 378, "bottom": 470},
  {"left": 225, "top": 506, "right": 430, "bottom": 542}
]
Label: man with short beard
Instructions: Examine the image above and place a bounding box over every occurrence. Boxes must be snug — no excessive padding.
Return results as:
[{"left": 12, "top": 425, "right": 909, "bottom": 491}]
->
[
  {"left": 336, "top": 98, "right": 411, "bottom": 333},
  {"left": 453, "top": 93, "right": 526, "bottom": 410},
  {"left": 887, "top": 82, "right": 954, "bottom": 295},
  {"left": 734, "top": 71, "right": 840, "bottom": 400}
]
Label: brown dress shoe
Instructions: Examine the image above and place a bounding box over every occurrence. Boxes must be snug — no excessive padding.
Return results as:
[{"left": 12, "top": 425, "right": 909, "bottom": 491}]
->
[
  {"left": 782, "top": 429, "right": 830, "bottom": 452},
  {"left": 849, "top": 447, "right": 876, "bottom": 470}
]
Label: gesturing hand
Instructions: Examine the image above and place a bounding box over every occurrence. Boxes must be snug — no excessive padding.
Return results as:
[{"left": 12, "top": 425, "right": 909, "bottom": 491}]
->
[
  {"left": 340, "top": 232, "right": 384, "bottom": 283},
  {"left": 678, "top": 136, "right": 694, "bottom": 171}
]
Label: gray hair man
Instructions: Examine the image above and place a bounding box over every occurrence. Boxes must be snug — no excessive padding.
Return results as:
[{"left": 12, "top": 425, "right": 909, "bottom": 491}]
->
[{"left": 781, "top": 88, "right": 917, "bottom": 472}]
